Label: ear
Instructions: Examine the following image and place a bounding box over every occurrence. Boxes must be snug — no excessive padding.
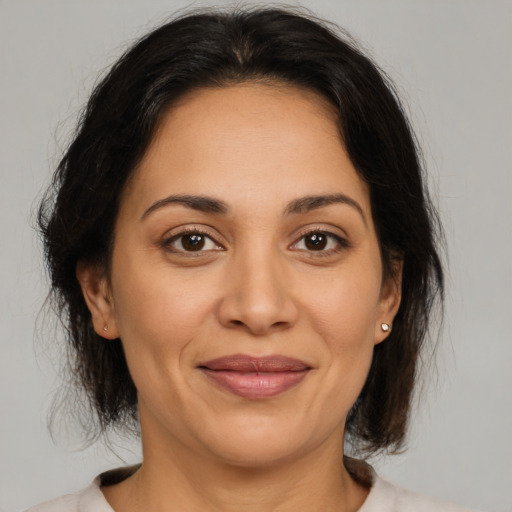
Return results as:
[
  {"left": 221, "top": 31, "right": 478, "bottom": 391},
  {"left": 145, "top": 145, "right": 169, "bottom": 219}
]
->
[
  {"left": 375, "top": 258, "right": 403, "bottom": 344},
  {"left": 76, "top": 261, "right": 119, "bottom": 340}
]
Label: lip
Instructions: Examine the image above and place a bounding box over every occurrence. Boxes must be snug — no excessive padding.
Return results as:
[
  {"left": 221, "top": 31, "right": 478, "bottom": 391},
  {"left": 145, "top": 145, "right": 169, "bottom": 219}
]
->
[{"left": 198, "top": 354, "right": 311, "bottom": 399}]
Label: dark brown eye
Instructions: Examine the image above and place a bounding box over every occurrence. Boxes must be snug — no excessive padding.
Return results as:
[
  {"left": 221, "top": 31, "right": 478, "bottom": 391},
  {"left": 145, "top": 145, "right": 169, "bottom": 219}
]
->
[
  {"left": 164, "top": 231, "right": 221, "bottom": 253},
  {"left": 181, "top": 233, "right": 206, "bottom": 251},
  {"left": 290, "top": 230, "right": 348, "bottom": 254},
  {"left": 304, "top": 232, "right": 328, "bottom": 251}
]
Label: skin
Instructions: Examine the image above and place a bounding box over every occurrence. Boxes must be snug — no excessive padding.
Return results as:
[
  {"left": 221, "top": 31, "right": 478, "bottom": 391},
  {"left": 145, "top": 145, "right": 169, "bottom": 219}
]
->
[{"left": 78, "top": 83, "right": 401, "bottom": 512}]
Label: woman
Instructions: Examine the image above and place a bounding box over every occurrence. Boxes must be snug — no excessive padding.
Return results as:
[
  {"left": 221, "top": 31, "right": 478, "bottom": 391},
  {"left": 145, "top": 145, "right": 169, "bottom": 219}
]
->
[{"left": 29, "top": 7, "right": 471, "bottom": 512}]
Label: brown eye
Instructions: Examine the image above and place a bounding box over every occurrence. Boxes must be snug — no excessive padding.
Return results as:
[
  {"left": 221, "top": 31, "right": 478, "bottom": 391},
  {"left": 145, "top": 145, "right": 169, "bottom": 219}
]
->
[
  {"left": 304, "top": 232, "right": 328, "bottom": 251},
  {"left": 290, "top": 230, "right": 348, "bottom": 254},
  {"left": 181, "top": 233, "right": 206, "bottom": 251},
  {"left": 164, "top": 231, "right": 222, "bottom": 253}
]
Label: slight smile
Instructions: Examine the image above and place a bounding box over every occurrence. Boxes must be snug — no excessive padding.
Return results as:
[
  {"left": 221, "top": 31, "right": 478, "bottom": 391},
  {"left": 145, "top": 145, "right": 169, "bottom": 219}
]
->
[{"left": 198, "top": 354, "right": 312, "bottom": 399}]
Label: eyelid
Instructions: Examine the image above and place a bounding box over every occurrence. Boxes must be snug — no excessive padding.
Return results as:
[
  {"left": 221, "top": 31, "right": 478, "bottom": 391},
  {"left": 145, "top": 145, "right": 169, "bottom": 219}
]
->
[
  {"left": 161, "top": 226, "right": 225, "bottom": 253},
  {"left": 289, "top": 226, "right": 351, "bottom": 253}
]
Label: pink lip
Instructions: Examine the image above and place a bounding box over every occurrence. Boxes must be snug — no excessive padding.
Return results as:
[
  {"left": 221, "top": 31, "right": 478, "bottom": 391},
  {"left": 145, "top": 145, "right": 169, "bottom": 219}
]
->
[{"left": 198, "top": 355, "right": 311, "bottom": 399}]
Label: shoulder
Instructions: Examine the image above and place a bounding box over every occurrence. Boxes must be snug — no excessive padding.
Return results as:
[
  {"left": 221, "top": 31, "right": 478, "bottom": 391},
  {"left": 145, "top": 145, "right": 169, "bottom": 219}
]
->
[
  {"left": 362, "top": 475, "right": 476, "bottom": 512},
  {"left": 24, "top": 479, "right": 113, "bottom": 512}
]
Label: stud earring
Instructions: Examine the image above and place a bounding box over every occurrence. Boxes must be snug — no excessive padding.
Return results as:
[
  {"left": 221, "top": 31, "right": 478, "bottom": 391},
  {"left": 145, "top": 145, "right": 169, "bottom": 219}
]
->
[
  {"left": 102, "top": 325, "right": 108, "bottom": 332},
  {"left": 381, "top": 323, "right": 391, "bottom": 332}
]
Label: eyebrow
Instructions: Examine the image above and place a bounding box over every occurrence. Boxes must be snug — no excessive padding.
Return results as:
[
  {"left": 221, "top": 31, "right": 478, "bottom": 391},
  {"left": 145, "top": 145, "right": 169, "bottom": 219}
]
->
[
  {"left": 285, "top": 194, "right": 367, "bottom": 225},
  {"left": 141, "top": 194, "right": 229, "bottom": 220},
  {"left": 141, "top": 193, "right": 366, "bottom": 224}
]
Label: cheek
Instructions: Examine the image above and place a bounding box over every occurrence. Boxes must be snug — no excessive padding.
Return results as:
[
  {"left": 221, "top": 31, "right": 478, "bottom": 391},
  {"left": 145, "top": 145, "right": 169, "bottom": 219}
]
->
[
  {"left": 110, "top": 255, "right": 219, "bottom": 361},
  {"left": 109, "top": 261, "right": 222, "bottom": 424},
  {"left": 303, "top": 264, "right": 381, "bottom": 396},
  {"left": 305, "top": 264, "right": 382, "bottom": 344}
]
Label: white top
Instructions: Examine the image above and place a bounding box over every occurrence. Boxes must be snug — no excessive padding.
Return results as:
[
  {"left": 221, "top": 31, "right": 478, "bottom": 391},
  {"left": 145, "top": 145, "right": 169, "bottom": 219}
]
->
[{"left": 25, "top": 466, "right": 475, "bottom": 512}]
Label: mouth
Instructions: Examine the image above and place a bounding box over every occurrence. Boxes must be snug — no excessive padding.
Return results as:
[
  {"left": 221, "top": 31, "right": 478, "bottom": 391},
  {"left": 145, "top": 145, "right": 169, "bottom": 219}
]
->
[{"left": 197, "top": 354, "right": 311, "bottom": 399}]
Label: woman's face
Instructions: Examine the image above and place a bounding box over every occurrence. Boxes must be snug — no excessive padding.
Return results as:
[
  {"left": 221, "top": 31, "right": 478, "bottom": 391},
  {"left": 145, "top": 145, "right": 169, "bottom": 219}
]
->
[{"left": 80, "top": 83, "right": 400, "bottom": 467}]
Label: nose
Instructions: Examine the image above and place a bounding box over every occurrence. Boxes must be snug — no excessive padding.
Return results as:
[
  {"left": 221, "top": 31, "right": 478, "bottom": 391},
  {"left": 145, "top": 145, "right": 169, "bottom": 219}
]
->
[{"left": 217, "top": 249, "right": 299, "bottom": 336}]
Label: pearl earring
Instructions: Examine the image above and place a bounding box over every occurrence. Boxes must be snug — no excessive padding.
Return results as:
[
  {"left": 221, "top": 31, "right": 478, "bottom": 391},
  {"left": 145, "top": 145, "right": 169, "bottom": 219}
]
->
[
  {"left": 381, "top": 323, "right": 391, "bottom": 332},
  {"left": 102, "top": 325, "right": 108, "bottom": 332}
]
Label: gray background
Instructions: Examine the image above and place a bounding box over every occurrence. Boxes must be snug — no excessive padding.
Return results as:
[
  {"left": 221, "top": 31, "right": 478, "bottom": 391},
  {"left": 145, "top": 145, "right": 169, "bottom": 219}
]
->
[{"left": 1, "top": 0, "right": 511, "bottom": 510}]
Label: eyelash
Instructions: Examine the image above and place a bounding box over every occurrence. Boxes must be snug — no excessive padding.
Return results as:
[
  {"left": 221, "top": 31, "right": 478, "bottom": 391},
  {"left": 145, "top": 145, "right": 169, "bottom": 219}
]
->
[
  {"left": 161, "top": 227, "right": 350, "bottom": 257},
  {"left": 162, "top": 227, "right": 223, "bottom": 255},
  {"left": 290, "top": 229, "right": 350, "bottom": 257}
]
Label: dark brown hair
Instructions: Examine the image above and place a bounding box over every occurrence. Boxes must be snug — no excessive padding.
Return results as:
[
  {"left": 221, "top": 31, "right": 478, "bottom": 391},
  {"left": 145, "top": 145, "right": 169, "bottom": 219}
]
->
[{"left": 39, "top": 7, "right": 443, "bottom": 454}]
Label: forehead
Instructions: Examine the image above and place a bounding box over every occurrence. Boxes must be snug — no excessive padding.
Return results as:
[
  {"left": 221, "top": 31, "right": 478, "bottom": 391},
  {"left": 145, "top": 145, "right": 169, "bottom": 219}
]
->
[{"left": 121, "top": 83, "right": 371, "bottom": 219}]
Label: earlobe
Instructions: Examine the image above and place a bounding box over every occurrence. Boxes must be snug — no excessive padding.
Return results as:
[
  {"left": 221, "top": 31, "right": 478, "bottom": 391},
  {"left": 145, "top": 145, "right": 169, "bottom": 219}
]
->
[
  {"left": 375, "top": 259, "right": 403, "bottom": 344},
  {"left": 76, "top": 261, "right": 119, "bottom": 340}
]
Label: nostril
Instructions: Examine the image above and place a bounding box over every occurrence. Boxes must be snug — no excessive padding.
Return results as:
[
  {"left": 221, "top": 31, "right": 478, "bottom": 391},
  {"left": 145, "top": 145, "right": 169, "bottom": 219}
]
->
[{"left": 229, "top": 319, "right": 288, "bottom": 331}]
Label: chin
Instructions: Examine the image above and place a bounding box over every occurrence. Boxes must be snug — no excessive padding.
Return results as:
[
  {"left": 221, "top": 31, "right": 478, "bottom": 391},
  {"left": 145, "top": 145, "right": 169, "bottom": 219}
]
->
[
  {"left": 194, "top": 413, "right": 329, "bottom": 469},
  {"left": 208, "top": 437, "right": 306, "bottom": 469}
]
